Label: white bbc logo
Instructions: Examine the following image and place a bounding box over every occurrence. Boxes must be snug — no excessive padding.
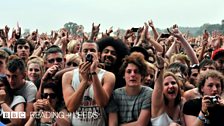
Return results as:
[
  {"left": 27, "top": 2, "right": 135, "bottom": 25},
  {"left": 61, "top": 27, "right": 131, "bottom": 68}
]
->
[{"left": 3, "top": 112, "right": 26, "bottom": 119}]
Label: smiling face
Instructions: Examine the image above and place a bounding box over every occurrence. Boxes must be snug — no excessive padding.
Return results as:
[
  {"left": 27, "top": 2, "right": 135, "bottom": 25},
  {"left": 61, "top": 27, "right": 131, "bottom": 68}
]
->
[
  {"left": 163, "top": 76, "right": 179, "bottom": 100},
  {"left": 27, "top": 63, "right": 42, "bottom": 82},
  {"left": 124, "top": 63, "right": 142, "bottom": 87},
  {"left": 100, "top": 46, "right": 117, "bottom": 67}
]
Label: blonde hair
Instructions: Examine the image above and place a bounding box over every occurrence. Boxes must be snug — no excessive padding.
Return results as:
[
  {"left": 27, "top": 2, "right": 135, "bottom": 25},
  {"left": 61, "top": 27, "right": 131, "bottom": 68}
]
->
[
  {"left": 65, "top": 53, "right": 81, "bottom": 65},
  {"left": 27, "top": 56, "right": 44, "bottom": 76},
  {"left": 67, "top": 40, "right": 80, "bottom": 53},
  {"left": 145, "top": 61, "right": 156, "bottom": 72},
  {"left": 170, "top": 53, "right": 190, "bottom": 67}
]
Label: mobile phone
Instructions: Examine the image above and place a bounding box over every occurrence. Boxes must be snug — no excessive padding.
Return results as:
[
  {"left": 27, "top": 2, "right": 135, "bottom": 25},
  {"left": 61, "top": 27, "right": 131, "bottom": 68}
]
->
[
  {"left": 131, "top": 27, "right": 139, "bottom": 32},
  {"left": 160, "top": 33, "right": 170, "bottom": 38}
]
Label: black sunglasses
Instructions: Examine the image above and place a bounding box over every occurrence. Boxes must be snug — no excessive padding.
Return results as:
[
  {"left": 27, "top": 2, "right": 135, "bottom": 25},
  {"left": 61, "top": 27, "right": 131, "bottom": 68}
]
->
[
  {"left": 47, "top": 58, "right": 63, "bottom": 64},
  {"left": 41, "top": 93, "right": 57, "bottom": 99},
  {"left": 67, "top": 62, "right": 78, "bottom": 67}
]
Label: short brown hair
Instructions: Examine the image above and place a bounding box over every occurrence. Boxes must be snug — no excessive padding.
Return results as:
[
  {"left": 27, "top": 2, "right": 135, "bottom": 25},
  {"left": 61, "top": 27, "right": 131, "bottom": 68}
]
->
[
  {"left": 119, "top": 52, "right": 147, "bottom": 79},
  {"left": 198, "top": 70, "right": 224, "bottom": 95}
]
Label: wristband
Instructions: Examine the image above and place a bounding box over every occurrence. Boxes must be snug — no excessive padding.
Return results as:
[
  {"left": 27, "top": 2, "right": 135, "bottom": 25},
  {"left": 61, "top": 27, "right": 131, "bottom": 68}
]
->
[
  {"left": 198, "top": 115, "right": 206, "bottom": 124},
  {"left": 201, "top": 110, "right": 209, "bottom": 117},
  {"left": 198, "top": 116, "right": 210, "bottom": 124}
]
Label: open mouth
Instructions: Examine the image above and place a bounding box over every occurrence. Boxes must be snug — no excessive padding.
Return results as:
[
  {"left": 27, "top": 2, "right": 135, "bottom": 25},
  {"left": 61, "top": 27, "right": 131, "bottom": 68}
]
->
[
  {"left": 130, "top": 80, "right": 137, "bottom": 82},
  {"left": 167, "top": 89, "right": 175, "bottom": 94}
]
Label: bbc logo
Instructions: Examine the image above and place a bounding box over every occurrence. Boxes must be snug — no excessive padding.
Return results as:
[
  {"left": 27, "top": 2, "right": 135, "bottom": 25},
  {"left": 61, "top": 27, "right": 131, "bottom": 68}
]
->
[{"left": 2, "top": 112, "right": 26, "bottom": 119}]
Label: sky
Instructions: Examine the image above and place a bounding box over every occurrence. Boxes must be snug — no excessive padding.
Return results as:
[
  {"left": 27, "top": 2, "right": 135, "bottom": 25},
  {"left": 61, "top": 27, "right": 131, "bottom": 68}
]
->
[{"left": 1, "top": 0, "right": 224, "bottom": 34}]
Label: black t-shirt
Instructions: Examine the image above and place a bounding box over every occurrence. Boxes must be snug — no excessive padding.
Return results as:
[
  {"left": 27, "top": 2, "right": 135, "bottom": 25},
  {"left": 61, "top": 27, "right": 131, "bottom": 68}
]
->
[{"left": 183, "top": 98, "right": 224, "bottom": 126}]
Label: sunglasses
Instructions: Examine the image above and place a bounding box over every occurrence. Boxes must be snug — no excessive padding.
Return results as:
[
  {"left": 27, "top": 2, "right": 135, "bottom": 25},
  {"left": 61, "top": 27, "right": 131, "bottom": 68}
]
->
[
  {"left": 41, "top": 93, "right": 57, "bottom": 99},
  {"left": 47, "top": 58, "right": 63, "bottom": 64},
  {"left": 190, "top": 64, "right": 199, "bottom": 69},
  {"left": 17, "top": 45, "right": 30, "bottom": 50},
  {"left": 67, "top": 62, "right": 78, "bottom": 67}
]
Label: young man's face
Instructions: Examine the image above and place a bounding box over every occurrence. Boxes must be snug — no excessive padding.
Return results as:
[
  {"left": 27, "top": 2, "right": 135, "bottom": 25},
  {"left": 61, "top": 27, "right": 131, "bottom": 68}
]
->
[
  {"left": 200, "top": 64, "right": 216, "bottom": 74},
  {"left": 124, "top": 63, "right": 142, "bottom": 87},
  {"left": 189, "top": 68, "right": 199, "bottom": 86},
  {"left": 6, "top": 69, "right": 25, "bottom": 89},
  {"left": 100, "top": 46, "right": 117, "bottom": 67},
  {"left": 80, "top": 42, "right": 99, "bottom": 62},
  {"left": 45, "top": 52, "right": 64, "bottom": 70},
  {"left": 215, "top": 58, "right": 224, "bottom": 73},
  {"left": 16, "top": 43, "right": 30, "bottom": 61},
  {"left": 201, "top": 77, "right": 222, "bottom": 96}
]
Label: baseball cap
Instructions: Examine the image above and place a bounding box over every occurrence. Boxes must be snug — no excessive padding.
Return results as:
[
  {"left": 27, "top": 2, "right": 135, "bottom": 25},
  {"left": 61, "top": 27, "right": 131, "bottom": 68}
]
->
[{"left": 211, "top": 48, "right": 224, "bottom": 60}]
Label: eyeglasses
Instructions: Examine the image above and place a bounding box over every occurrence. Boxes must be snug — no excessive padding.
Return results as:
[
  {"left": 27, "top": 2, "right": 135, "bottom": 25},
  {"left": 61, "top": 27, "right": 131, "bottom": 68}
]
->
[
  {"left": 17, "top": 45, "right": 30, "bottom": 50},
  {"left": 47, "top": 58, "right": 63, "bottom": 64},
  {"left": 67, "top": 62, "right": 78, "bottom": 67},
  {"left": 41, "top": 93, "right": 56, "bottom": 99}
]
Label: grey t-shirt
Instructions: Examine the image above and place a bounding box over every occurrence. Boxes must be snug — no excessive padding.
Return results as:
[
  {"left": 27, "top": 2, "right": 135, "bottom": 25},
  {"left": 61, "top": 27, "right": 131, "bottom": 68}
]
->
[
  {"left": 15, "top": 80, "right": 37, "bottom": 102},
  {"left": 106, "top": 86, "right": 153, "bottom": 124}
]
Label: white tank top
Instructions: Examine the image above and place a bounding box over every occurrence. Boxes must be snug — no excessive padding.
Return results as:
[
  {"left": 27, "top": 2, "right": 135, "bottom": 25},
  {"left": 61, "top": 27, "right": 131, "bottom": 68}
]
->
[{"left": 70, "top": 68, "right": 106, "bottom": 126}]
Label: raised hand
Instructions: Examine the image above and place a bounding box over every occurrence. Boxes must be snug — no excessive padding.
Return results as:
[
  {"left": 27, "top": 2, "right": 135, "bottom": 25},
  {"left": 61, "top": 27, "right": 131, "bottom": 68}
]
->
[
  {"left": 90, "top": 23, "right": 100, "bottom": 40},
  {"left": 106, "top": 26, "right": 113, "bottom": 36},
  {"left": 148, "top": 19, "right": 154, "bottom": 28},
  {"left": 124, "top": 29, "right": 134, "bottom": 40},
  {"left": 167, "top": 24, "right": 183, "bottom": 40},
  {"left": 203, "top": 30, "right": 209, "bottom": 41},
  {"left": 15, "top": 21, "right": 21, "bottom": 39}
]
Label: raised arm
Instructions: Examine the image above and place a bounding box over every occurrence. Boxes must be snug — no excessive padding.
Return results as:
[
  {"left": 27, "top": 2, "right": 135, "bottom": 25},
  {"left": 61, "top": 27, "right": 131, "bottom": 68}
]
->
[
  {"left": 168, "top": 25, "right": 199, "bottom": 64},
  {"left": 89, "top": 23, "right": 100, "bottom": 41},
  {"left": 151, "top": 56, "right": 165, "bottom": 118},
  {"left": 148, "top": 19, "right": 159, "bottom": 41},
  {"left": 90, "top": 53, "right": 115, "bottom": 107}
]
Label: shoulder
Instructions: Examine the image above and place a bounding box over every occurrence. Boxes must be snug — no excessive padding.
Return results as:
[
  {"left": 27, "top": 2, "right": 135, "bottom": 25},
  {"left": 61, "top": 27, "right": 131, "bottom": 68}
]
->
[
  {"left": 114, "top": 87, "right": 125, "bottom": 92},
  {"left": 25, "top": 81, "right": 37, "bottom": 91},
  {"left": 11, "top": 95, "right": 26, "bottom": 108},
  {"left": 141, "top": 86, "right": 153, "bottom": 97},
  {"left": 104, "top": 70, "right": 115, "bottom": 77},
  {"left": 142, "top": 86, "right": 153, "bottom": 92},
  {"left": 63, "top": 69, "right": 76, "bottom": 79}
]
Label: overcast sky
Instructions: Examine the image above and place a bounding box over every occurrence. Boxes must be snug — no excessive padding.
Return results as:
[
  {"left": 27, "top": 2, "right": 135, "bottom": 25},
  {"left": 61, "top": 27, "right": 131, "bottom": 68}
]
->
[{"left": 1, "top": 0, "right": 224, "bottom": 33}]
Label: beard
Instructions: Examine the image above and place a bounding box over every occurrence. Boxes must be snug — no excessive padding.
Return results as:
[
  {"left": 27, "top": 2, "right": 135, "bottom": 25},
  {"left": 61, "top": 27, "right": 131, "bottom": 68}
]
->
[{"left": 103, "top": 56, "right": 116, "bottom": 67}]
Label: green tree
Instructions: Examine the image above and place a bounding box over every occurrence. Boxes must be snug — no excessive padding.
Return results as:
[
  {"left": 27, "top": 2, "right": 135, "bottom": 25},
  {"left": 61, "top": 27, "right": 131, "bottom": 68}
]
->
[{"left": 64, "top": 22, "right": 78, "bottom": 35}]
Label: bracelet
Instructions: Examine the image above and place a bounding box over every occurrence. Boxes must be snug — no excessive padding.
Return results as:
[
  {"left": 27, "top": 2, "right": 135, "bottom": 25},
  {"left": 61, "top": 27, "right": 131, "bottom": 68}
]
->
[
  {"left": 201, "top": 110, "right": 209, "bottom": 117},
  {"left": 198, "top": 116, "right": 206, "bottom": 122},
  {"left": 198, "top": 116, "right": 210, "bottom": 124}
]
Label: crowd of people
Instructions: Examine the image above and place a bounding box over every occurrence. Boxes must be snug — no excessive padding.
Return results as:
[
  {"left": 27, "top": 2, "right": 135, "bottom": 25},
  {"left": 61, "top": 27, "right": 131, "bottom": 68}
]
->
[{"left": 0, "top": 20, "right": 224, "bottom": 126}]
